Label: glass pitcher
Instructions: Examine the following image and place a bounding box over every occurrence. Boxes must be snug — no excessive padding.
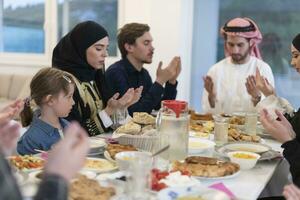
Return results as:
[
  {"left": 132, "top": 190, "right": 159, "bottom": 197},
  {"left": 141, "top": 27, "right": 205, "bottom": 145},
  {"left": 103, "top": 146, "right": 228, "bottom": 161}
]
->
[{"left": 156, "top": 100, "right": 189, "bottom": 161}]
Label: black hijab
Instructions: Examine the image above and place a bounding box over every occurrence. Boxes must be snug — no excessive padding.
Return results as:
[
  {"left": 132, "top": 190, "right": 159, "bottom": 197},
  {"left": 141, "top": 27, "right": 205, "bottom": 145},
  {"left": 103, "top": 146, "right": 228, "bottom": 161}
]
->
[
  {"left": 292, "top": 33, "right": 300, "bottom": 52},
  {"left": 52, "top": 21, "right": 108, "bottom": 82}
]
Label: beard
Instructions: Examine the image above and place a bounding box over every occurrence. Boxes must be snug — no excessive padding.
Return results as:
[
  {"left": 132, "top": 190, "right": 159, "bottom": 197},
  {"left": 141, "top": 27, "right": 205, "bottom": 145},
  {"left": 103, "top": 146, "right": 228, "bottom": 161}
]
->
[{"left": 231, "top": 49, "right": 250, "bottom": 64}]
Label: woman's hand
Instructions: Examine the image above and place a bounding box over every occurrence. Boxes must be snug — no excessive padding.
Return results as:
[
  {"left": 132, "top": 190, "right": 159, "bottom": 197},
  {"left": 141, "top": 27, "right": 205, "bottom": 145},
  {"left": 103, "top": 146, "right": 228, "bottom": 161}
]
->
[
  {"left": 105, "top": 93, "right": 120, "bottom": 116},
  {"left": 104, "top": 87, "right": 143, "bottom": 115},
  {"left": 283, "top": 184, "right": 300, "bottom": 200},
  {"left": 125, "top": 86, "right": 143, "bottom": 107},
  {"left": 260, "top": 109, "right": 295, "bottom": 143}
]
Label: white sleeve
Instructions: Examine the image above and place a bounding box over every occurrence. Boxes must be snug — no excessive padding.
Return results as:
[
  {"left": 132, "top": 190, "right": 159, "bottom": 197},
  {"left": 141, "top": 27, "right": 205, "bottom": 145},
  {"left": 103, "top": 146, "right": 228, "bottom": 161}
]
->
[{"left": 98, "top": 110, "right": 113, "bottom": 128}]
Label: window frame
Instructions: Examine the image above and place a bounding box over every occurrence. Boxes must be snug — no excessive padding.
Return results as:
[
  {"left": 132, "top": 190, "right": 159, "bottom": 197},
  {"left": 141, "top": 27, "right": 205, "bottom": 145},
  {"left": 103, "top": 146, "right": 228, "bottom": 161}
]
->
[{"left": 0, "top": 0, "right": 121, "bottom": 67}]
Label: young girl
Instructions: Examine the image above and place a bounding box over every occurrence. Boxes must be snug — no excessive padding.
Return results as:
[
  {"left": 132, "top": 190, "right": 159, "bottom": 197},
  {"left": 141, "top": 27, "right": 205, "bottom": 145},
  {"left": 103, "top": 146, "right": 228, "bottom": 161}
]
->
[{"left": 17, "top": 67, "right": 75, "bottom": 155}]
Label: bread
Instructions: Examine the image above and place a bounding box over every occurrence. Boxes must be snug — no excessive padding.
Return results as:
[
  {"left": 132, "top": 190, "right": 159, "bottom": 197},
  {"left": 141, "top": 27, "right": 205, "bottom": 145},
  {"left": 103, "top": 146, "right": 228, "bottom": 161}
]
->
[
  {"left": 116, "top": 121, "right": 141, "bottom": 135},
  {"left": 190, "top": 111, "right": 213, "bottom": 121},
  {"left": 133, "top": 112, "right": 156, "bottom": 125},
  {"left": 173, "top": 156, "right": 239, "bottom": 178}
]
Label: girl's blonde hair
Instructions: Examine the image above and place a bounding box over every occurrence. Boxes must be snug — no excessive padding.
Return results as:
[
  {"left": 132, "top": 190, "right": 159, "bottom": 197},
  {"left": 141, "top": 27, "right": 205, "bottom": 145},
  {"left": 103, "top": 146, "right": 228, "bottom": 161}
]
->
[{"left": 21, "top": 67, "right": 74, "bottom": 126}]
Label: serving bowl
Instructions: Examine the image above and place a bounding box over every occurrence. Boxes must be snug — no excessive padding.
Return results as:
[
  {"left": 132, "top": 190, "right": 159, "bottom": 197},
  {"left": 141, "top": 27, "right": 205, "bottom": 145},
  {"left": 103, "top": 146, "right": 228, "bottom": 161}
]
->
[
  {"left": 227, "top": 151, "right": 260, "bottom": 170},
  {"left": 188, "top": 138, "right": 215, "bottom": 156},
  {"left": 115, "top": 151, "right": 151, "bottom": 171}
]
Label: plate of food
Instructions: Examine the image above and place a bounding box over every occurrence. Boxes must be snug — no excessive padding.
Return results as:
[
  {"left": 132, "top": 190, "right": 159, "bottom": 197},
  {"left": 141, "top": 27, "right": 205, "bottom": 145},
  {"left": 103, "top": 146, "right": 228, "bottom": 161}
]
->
[
  {"left": 172, "top": 156, "right": 240, "bottom": 180},
  {"left": 228, "top": 128, "right": 262, "bottom": 143},
  {"left": 9, "top": 155, "right": 45, "bottom": 172},
  {"left": 215, "top": 142, "right": 279, "bottom": 161},
  {"left": 69, "top": 174, "right": 116, "bottom": 200},
  {"left": 29, "top": 169, "right": 97, "bottom": 183},
  {"left": 83, "top": 158, "right": 118, "bottom": 173},
  {"left": 104, "top": 143, "right": 138, "bottom": 162},
  {"left": 157, "top": 185, "right": 230, "bottom": 200},
  {"left": 89, "top": 138, "right": 106, "bottom": 155}
]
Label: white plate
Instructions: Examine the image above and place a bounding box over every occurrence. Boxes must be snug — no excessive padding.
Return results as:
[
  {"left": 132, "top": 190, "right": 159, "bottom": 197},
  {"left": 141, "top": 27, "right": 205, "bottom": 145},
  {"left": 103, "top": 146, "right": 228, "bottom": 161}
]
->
[
  {"left": 223, "top": 142, "right": 271, "bottom": 153},
  {"left": 192, "top": 170, "right": 240, "bottom": 181},
  {"left": 89, "top": 138, "right": 106, "bottom": 154},
  {"left": 157, "top": 186, "right": 230, "bottom": 200},
  {"left": 83, "top": 157, "right": 118, "bottom": 173},
  {"left": 8, "top": 156, "right": 44, "bottom": 173}
]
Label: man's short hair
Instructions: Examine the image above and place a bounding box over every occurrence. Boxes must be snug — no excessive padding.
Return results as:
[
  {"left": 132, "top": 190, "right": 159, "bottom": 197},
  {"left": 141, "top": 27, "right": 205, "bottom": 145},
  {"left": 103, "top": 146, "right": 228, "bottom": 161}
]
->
[{"left": 117, "top": 23, "right": 150, "bottom": 58}]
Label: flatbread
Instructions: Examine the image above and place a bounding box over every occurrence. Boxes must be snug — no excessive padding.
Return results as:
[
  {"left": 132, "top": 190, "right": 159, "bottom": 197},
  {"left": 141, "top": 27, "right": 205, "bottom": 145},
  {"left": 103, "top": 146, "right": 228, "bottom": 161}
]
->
[
  {"left": 116, "top": 121, "right": 141, "bottom": 135},
  {"left": 133, "top": 112, "right": 156, "bottom": 125}
]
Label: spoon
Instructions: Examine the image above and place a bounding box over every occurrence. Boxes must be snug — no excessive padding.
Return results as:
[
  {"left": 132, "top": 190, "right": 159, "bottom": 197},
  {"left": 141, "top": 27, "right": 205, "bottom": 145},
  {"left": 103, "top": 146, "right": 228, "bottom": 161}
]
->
[{"left": 152, "top": 145, "right": 170, "bottom": 157}]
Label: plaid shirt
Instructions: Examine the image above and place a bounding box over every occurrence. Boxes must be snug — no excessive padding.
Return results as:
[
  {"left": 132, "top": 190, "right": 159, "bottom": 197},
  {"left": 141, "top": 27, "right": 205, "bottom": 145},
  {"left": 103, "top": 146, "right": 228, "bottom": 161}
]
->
[{"left": 0, "top": 151, "right": 68, "bottom": 200}]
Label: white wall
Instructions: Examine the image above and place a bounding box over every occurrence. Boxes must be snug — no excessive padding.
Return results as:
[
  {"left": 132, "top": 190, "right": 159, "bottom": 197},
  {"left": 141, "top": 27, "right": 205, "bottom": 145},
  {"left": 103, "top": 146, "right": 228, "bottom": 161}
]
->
[
  {"left": 119, "top": 0, "right": 194, "bottom": 102},
  {"left": 0, "top": 0, "right": 194, "bottom": 102}
]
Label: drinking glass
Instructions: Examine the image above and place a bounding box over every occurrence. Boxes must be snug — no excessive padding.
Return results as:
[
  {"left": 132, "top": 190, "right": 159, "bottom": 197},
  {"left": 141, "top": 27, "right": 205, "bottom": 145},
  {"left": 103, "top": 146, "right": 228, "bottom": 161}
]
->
[
  {"left": 244, "top": 112, "right": 257, "bottom": 135},
  {"left": 112, "top": 108, "right": 128, "bottom": 129},
  {"left": 214, "top": 116, "right": 229, "bottom": 146},
  {"left": 125, "top": 152, "right": 152, "bottom": 200}
]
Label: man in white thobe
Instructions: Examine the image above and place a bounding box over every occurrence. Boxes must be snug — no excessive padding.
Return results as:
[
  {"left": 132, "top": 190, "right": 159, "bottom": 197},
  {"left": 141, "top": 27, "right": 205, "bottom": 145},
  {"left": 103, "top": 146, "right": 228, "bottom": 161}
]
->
[{"left": 202, "top": 17, "right": 275, "bottom": 114}]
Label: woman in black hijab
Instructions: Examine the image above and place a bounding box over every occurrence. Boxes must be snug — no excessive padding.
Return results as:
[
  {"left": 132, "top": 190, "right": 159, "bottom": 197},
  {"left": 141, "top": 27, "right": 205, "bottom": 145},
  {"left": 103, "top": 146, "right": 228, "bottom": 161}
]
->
[
  {"left": 259, "top": 34, "right": 300, "bottom": 197},
  {"left": 52, "top": 21, "right": 142, "bottom": 136}
]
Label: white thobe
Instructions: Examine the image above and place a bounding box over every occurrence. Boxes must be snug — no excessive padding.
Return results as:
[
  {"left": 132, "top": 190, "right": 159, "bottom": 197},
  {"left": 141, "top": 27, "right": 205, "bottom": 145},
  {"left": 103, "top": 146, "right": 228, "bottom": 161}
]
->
[{"left": 202, "top": 56, "right": 275, "bottom": 114}]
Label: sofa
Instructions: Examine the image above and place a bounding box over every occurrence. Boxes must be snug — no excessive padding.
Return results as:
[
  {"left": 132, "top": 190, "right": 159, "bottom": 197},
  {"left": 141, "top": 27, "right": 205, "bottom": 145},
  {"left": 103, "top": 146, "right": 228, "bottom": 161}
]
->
[{"left": 0, "top": 71, "right": 34, "bottom": 114}]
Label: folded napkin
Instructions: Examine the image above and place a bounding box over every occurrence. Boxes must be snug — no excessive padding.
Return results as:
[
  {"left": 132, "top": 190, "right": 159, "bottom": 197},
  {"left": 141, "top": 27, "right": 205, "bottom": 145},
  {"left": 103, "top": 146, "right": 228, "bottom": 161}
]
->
[{"left": 209, "top": 182, "right": 236, "bottom": 199}]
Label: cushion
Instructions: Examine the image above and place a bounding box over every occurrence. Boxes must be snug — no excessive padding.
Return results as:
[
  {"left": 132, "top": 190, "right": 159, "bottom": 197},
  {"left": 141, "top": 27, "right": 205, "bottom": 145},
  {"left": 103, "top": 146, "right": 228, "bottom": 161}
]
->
[
  {"left": 0, "top": 73, "right": 12, "bottom": 98},
  {"left": 8, "top": 73, "right": 33, "bottom": 100}
]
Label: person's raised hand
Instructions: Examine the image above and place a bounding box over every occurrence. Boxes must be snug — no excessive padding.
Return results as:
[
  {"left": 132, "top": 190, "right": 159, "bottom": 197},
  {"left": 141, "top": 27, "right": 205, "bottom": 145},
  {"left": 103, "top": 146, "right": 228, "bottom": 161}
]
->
[
  {"left": 156, "top": 57, "right": 178, "bottom": 86},
  {"left": 44, "top": 122, "right": 89, "bottom": 182},
  {"left": 105, "top": 93, "right": 120, "bottom": 116},
  {"left": 255, "top": 68, "right": 274, "bottom": 97},
  {"left": 260, "top": 109, "right": 295, "bottom": 143},
  {"left": 0, "top": 99, "right": 24, "bottom": 123},
  {"left": 203, "top": 75, "right": 214, "bottom": 95},
  {"left": 126, "top": 86, "right": 143, "bottom": 107},
  {"left": 245, "top": 75, "right": 261, "bottom": 100},
  {"left": 0, "top": 119, "right": 21, "bottom": 156},
  {"left": 283, "top": 184, "right": 300, "bottom": 200},
  {"left": 169, "top": 56, "right": 181, "bottom": 84}
]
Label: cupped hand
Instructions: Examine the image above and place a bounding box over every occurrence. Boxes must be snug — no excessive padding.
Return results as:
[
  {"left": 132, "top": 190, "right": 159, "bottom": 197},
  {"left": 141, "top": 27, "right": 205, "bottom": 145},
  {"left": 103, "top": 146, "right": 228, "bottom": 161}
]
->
[
  {"left": 255, "top": 68, "right": 274, "bottom": 97},
  {"left": 0, "top": 120, "right": 21, "bottom": 156},
  {"left": 45, "top": 122, "right": 89, "bottom": 182},
  {"left": 283, "top": 184, "right": 300, "bottom": 200},
  {"left": 260, "top": 109, "right": 295, "bottom": 143},
  {"left": 245, "top": 75, "right": 261, "bottom": 99},
  {"left": 156, "top": 57, "right": 179, "bottom": 85},
  {"left": 169, "top": 56, "right": 181, "bottom": 84},
  {"left": 105, "top": 93, "right": 120, "bottom": 115},
  {"left": 203, "top": 75, "right": 214, "bottom": 95}
]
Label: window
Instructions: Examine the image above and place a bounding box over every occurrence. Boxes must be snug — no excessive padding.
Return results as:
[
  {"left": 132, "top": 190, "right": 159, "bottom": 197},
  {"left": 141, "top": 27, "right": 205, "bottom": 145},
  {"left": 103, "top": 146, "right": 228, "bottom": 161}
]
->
[
  {"left": 57, "top": 0, "right": 118, "bottom": 56},
  {"left": 1, "top": 0, "right": 45, "bottom": 53},
  {"left": 0, "top": 0, "right": 118, "bottom": 66}
]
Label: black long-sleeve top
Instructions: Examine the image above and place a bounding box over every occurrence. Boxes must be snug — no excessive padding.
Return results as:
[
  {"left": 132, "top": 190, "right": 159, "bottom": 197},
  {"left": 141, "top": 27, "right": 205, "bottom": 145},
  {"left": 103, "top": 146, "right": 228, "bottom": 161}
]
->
[{"left": 105, "top": 58, "right": 177, "bottom": 116}]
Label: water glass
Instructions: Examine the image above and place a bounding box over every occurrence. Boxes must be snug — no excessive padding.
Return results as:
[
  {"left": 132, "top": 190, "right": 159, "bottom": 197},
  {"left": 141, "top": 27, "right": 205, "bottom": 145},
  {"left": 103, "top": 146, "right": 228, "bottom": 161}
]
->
[
  {"left": 244, "top": 112, "right": 257, "bottom": 135},
  {"left": 112, "top": 108, "right": 128, "bottom": 129},
  {"left": 153, "top": 134, "right": 170, "bottom": 170},
  {"left": 126, "top": 152, "right": 152, "bottom": 200},
  {"left": 214, "top": 116, "right": 229, "bottom": 146}
]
